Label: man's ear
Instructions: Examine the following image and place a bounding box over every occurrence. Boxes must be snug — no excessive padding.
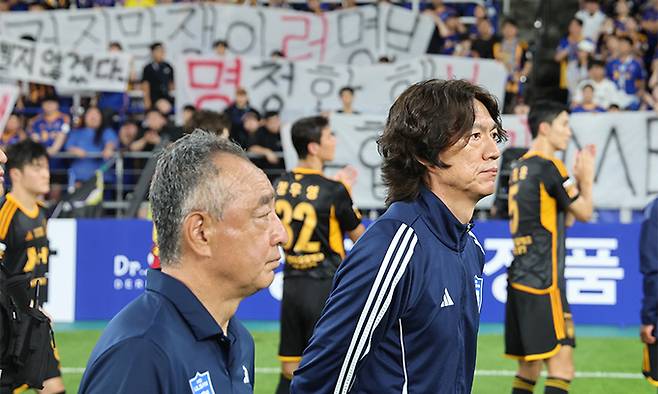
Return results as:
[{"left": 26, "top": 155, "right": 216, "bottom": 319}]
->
[
  {"left": 181, "top": 211, "right": 213, "bottom": 259},
  {"left": 307, "top": 141, "right": 320, "bottom": 156},
  {"left": 8, "top": 168, "right": 21, "bottom": 184},
  {"left": 416, "top": 156, "right": 440, "bottom": 174}
]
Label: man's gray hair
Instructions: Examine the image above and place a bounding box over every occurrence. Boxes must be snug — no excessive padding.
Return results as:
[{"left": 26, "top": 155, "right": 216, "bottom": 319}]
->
[{"left": 149, "top": 129, "right": 248, "bottom": 266}]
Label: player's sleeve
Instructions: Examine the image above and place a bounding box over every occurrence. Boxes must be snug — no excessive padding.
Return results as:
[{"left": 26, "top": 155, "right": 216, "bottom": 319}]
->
[
  {"left": 78, "top": 337, "right": 172, "bottom": 394},
  {"left": 290, "top": 219, "right": 420, "bottom": 394},
  {"left": 542, "top": 159, "right": 578, "bottom": 211},
  {"left": 333, "top": 183, "right": 361, "bottom": 232},
  {"left": 641, "top": 199, "right": 658, "bottom": 325}
]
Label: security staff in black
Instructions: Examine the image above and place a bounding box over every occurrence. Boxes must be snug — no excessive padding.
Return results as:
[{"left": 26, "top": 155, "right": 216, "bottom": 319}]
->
[
  {"left": 0, "top": 140, "right": 65, "bottom": 393},
  {"left": 504, "top": 102, "right": 594, "bottom": 394},
  {"left": 273, "top": 116, "right": 365, "bottom": 394}
]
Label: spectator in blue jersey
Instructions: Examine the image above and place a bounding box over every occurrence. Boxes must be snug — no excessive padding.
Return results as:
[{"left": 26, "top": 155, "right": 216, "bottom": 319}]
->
[
  {"left": 571, "top": 84, "right": 606, "bottom": 113},
  {"left": 607, "top": 35, "right": 646, "bottom": 110},
  {"left": 1, "top": 113, "right": 26, "bottom": 148},
  {"left": 641, "top": 197, "right": 658, "bottom": 387},
  {"left": 79, "top": 131, "right": 288, "bottom": 393},
  {"left": 291, "top": 79, "right": 505, "bottom": 394},
  {"left": 27, "top": 95, "right": 70, "bottom": 197},
  {"left": 65, "top": 106, "right": 118, "bottom": 186}
]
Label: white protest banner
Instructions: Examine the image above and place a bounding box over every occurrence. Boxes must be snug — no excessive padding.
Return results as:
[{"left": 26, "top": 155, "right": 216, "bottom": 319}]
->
[
  {"left": 175, "top": 54, "right": 507, "bottom": 122},
  {"left": 303, "top": 113, "right": 658, "bottom": 210},
  {"left": 0, "top": 38, "right": 131, "bottom": 92},
  {"left": 0, "top": 83, "right": 19, "bottom": 135},
  {"left": 0, "top": 4, "right": 435, "bottom": 72}
]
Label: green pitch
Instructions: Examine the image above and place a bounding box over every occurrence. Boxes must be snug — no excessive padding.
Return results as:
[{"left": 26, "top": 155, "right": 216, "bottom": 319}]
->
[{"left": 54, "top": 323, "right": 655, "bottom": 393}]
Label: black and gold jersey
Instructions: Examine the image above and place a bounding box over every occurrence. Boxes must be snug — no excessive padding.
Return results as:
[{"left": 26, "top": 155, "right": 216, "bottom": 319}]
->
[
  {"left": 0, "top": 193, "right": 50, "bottom": 304},
  {"left": 273, "top": 167, "right": 361, "bottom": 279},
  {"left": 507, "top": 151, "right": 578, "bottom": 293}
]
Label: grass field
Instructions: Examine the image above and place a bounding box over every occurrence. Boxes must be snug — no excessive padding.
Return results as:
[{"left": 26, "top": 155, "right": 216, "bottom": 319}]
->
[{"left": 54, "top": 323, "right": 655, "bottom": 394}]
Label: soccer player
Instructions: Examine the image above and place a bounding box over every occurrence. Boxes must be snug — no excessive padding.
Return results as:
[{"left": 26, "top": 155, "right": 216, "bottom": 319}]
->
[
  {"left": 273, "top": 116, "right": 365, "bottom": 394},
  {"left": 0, "top": 140, "right": 65, "bottom": 393},
  {"left": 640, "top": 196, "right": 658, "bottom": 387},
  {"left": 505, "top": 101, "right": 594, "bottom": 394},
  {"left": 290, "top": 79, "right": 503, "bottom": 393}
]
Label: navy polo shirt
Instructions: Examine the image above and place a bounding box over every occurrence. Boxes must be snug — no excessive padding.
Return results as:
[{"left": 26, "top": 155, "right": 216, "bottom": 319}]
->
[{"left": 79, "top": 269, "right": 255, "bottom": 394}]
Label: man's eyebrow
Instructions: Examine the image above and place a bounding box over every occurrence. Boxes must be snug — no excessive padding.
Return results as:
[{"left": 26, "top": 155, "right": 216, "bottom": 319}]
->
[
  {"left": 473, "top": 121, "right": 498, "bottom": 132},
  {"left": 257, "top": 191, "right": 275, "bottom": 207}
]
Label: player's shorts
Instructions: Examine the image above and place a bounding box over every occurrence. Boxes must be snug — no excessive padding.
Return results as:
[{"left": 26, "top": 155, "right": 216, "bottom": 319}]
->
[
  {"left": 2, "top": 332, "right": 61, "bottom": 392},
  {"left": 643, "top": 341, "right": 658, "bottom": 387},
  {"left": 504, "top": 285, "right": 576, "bottom": 361},
  {"left": 278, "top": 276, "right": 334, "bottom": 363}
]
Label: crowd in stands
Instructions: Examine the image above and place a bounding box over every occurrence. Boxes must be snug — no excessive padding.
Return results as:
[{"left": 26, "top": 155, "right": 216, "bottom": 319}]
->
[{"left": 3, "top": 0, "right": 658, "bottom": 210}]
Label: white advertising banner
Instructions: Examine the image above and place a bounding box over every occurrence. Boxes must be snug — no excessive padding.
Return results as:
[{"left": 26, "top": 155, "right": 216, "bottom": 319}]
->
[
  {"left": 288, "top": 112, "right": 658, "bottom": 210},
  {"left": 0, "top": 37, "right": 131, "bottom": 92},
  {"left": 175, "top": 54, "right": 507, "bottom": 121},
  {"left": 0, "top": 3, "right": 435, "bottom": 71}
]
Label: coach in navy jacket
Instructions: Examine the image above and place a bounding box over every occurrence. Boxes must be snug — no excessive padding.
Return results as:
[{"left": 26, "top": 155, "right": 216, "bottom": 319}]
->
[
  {"left": 79, "top": 132, "right": 287, "bottom": 393},
  {"left": 291, "top": 79, "right": 505, "bottom": 394}
]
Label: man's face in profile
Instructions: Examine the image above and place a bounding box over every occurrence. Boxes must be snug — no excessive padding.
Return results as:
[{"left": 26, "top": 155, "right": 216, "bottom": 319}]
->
[{"left": 206, "top": 156, "right": 287, "bottom": 296}]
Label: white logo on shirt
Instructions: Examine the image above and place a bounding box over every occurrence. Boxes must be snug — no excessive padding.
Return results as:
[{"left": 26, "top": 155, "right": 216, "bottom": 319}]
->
[
  {"left": 440, "top": 288, "right": 454, "bottom": 308},
  {"left": 189, "top": 371, "right": 216, "bottom": 394},
  {"left": 242, "top": 365, "right": 250, "bottom": 384}
]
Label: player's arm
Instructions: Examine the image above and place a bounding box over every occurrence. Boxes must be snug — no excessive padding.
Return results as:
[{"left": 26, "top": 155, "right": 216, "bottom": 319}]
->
[
  {"left": 567, "top": 146, "right": 595, "bottom": 222},
  {"left": 290, "top": 220, "right": 418, "bottom": 394},
  {"left": 335, "top": 183, "right": 365, "bottom": 242},
  {"left": 641, "top": 200, "right": 658, "bottom": 344},
  {"left": 79, "top": 337, "right": 172, "bottom": 394}
]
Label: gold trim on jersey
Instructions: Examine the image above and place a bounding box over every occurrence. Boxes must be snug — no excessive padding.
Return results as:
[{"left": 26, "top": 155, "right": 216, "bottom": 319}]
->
[
  {"left": 328, "top": 205, "right": 346, "bottom": 259},
  {"left": 292, "top": 167, "right": 323, "bottom": 176},
  {"left": 0, "top": 198, "right": 19, "bottom": 239},
  {"left": 521, "top": 151, "right": 569, "bottom": 178},
  {"left": 7, "top": 193, "right": 40, "bottom": 219},
  {"left": 504, "top": 344, "right": 562, "bottom": 362},
  {"left": 278, "top": 355, "right": 302, "bottom": 362}
]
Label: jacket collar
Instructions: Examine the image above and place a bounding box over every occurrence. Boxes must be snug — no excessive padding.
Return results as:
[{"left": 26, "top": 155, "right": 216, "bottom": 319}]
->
[
  {"left": 146, "top": 269, "right": 230, "bottom": 341},
  {"left": 417, "top": 186, "right": 473, "bottom": 252}
]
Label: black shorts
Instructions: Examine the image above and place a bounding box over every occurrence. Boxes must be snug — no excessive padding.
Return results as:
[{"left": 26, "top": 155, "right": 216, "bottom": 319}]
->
[
  {"left": 278, "top": 276, "right": 334, "bottom": 363},
  {"left": 643, "top": 341, "right": 658, "bottom": 387},
  {"left": 504, "top": 285, "right": 576, "bottom": 361},
  {"left": 1, "top": 332, "right": 61, "bottom": 392}
]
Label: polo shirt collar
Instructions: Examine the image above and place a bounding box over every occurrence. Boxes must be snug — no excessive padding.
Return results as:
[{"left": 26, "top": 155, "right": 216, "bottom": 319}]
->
[{"left": 146, "top": 269, "right": 226, "bottom": 341}]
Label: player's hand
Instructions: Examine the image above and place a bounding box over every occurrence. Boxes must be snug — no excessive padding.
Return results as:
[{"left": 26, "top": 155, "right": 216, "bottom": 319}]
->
[
  {"left": 333, "top": 165, "right": 358, "bottom": 188},
  {"left": 641, "top": 324, "right": 656, "bottom": 344},
  {"left": 573, "top": 144, "right": 595, "bottom": 185},
  {"left": 265, "top": 150, "right": 280, "bottom": 164}
]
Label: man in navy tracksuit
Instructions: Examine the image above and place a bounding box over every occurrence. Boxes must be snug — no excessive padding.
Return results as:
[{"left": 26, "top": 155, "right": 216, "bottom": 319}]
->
[
  {"left": 290, "top": 79, "right": 505, "bottom": 393},
  {"left": 640, "top": 197, "right": 658, "bottom": 387}
]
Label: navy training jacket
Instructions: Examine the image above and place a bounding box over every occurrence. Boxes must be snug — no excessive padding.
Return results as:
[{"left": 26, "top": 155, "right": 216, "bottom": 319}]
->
[
  {"left": 291, "top": 186, "right": 485, "bottom": 394},
  {"left": 641, "top": 197, "right": 658, "bottom": 325}
]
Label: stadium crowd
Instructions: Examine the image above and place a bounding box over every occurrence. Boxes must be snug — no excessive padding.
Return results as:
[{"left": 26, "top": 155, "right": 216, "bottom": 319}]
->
[{"left": 2, "top": 0, "right": 658, "bottom": 211}]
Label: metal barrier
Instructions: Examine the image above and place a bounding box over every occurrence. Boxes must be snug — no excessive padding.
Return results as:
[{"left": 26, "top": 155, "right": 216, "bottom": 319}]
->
[{"left": 49, "top": 149, "right": 286, "bottom": 218}]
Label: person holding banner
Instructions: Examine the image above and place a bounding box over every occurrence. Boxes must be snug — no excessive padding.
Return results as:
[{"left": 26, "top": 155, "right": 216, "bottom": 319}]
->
[
  {"left": 290, "top": 79, "right": 504, "bottom": 393},
  {"left": 640, "top": 196, "right": 658, "bottom": 387},
  {"left": 273, "top": 115, "right": 365, "bottom": 394},
  {"left": 504, "top": 101, "right": 595, "bottom": 394}
]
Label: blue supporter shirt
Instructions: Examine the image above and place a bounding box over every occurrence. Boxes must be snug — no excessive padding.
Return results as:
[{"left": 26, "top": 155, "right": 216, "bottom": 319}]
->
[
  {"left": 28, "top": 112, "right": 70, "bottom": 170},
  {"left": 79, "top": 269, "right": 256, "bottom": 394},
  {"left": 98, "top": 92, "right": 128, "bottom": 113},
  {"left": 65, "top": 127, "right": 118, "bottom": 182},
  {"left": 571, "top": 105, "right": 606, "bottom": 113},
  {"left": 606, "top": 57, "right": 646, "bottom": 96}
]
